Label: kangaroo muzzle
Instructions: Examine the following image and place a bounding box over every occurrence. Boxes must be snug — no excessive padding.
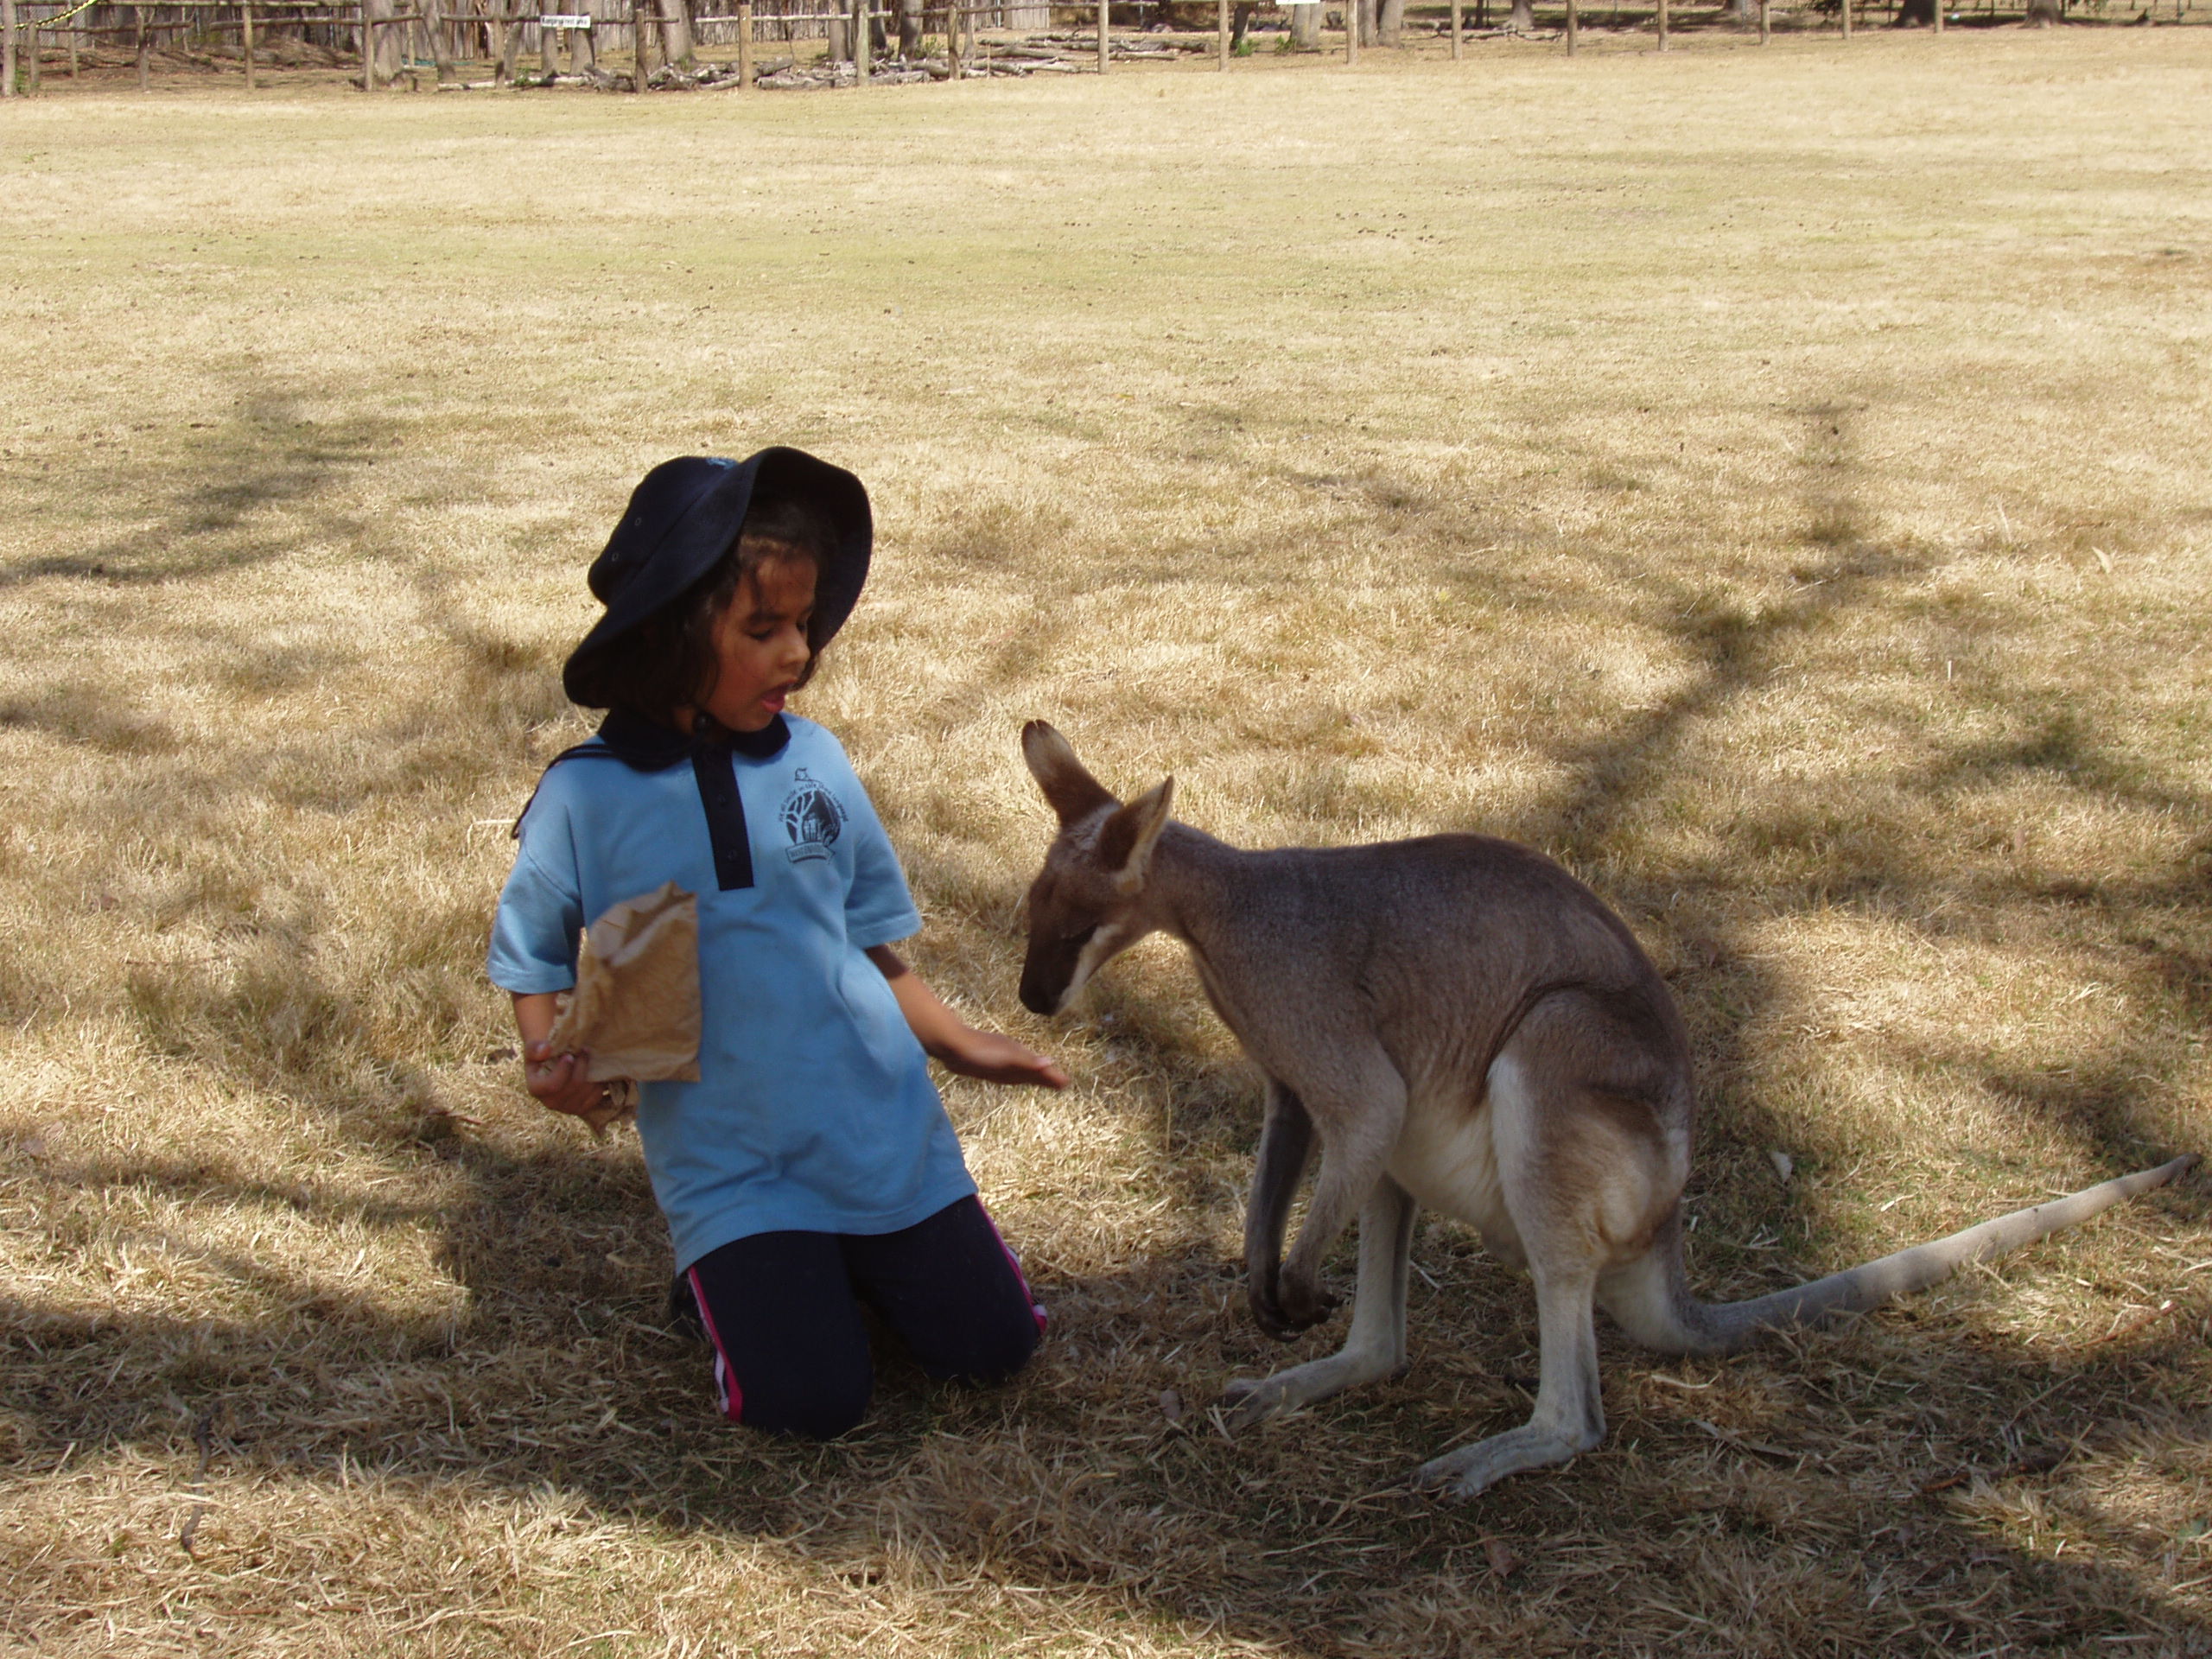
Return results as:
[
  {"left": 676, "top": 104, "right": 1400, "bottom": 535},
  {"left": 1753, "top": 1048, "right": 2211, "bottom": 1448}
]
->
[{"left": 1017, "top": 928, "right": 1093, "bottom": 1015}]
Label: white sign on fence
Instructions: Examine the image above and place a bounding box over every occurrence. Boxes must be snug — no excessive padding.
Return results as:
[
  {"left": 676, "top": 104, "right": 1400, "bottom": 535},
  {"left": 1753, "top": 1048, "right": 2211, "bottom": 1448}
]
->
[{"left": 539, "top": 13, "right": 594, "bottom": 27}]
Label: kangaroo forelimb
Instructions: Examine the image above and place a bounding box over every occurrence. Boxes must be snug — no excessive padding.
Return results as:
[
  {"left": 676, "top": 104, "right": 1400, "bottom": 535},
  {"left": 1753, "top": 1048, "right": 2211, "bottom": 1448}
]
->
[
  {"left": 1273, "top": 1054, "right": 1408, "bottom": 1332},
  {"left": 1245, "top": 1081, "right": 1316, "bottom": 1339}
]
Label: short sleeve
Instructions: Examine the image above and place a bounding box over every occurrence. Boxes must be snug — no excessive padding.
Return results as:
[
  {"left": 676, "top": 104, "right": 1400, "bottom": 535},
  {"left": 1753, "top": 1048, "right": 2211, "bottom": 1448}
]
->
[
  {"left": 840, "top": 775, "right": 924, "bottom": 949},
  {"left": 487, "top": 836, "right": 585, "bottom": 995}
]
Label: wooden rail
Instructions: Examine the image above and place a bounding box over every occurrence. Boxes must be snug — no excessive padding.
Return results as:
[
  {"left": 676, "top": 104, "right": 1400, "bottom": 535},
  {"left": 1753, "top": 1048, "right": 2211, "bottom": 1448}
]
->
[{"left": 6, "top": 0, "right": 2171, "bottom": 100}]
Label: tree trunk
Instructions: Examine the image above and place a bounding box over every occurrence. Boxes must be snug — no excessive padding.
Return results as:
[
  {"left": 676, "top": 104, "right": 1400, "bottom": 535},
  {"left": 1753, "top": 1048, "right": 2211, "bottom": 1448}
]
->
[
  {"left": 571, "top": 0, "right": 597, "bottom": 72},
  {"left": 898, "top": 0, "right": 919, "bottom": 54},
  {"left": 1505, "top": 0, "right": 1531, "bottom": 29},
  {"left": 2023, "top": 0, "right": 2058, "bottom": 20},
  {"left": 1376, "top": 0, "right": 1401, "bottom": 41},
  {"left": 1289, "top": 0, "right": 1319, "bottom": 43},
  {"left": 825, "top": 10, "right": 848, "bottom": 56},
  {"left": 658, "top": 0, "right": 690, "bottom": 64},
  {"left": 365, "top": 0, "right": 404, "bottom": 79},
  {"left": 496, "top": 0, "right": 520, "bottom": 78},
  {"left": 422, "top": 0, "right": 455, "bottom": 79}
]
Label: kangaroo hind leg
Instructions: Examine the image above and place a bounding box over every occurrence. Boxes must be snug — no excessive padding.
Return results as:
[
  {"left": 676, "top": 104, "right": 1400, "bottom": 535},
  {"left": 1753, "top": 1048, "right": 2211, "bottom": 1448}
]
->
[
  {"left": 1412, "top": 1243, "right": 1602, "bottom": 1499},
  {"left": 1414, "top": 1000, "right": 1681, "bottom": 1498},
  {"left": 1224, "top": 1174, "right": 1419, "bottom": 1430}
]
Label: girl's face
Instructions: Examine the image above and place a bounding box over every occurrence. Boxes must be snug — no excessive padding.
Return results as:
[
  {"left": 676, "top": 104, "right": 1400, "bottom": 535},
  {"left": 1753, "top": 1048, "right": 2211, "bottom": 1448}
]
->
[{"left": 696, "top": 556, "right": 817, "bottom": 733}]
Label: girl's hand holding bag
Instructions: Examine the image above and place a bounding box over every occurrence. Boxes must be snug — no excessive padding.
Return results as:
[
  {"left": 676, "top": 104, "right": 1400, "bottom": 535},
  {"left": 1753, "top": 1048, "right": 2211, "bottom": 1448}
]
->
[{"left": 544, "top": 881, "right": 702, "bottom": 1135}]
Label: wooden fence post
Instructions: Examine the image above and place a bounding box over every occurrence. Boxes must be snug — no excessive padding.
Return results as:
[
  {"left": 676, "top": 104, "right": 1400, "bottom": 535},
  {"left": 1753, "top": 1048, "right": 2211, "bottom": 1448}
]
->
[
  {"left": 736, "top": 0, "right": 750, "bottom": 83},
  {"left": 1450, "top": 0, "right": 1459, "bottom": 56},
  {"left": 1656, "top": 0, "right": 1665, "bottom": 48},
  {"left": 854, "top": 0, "right": 868, "bottom": 82},
  {"left": 1757, "top": 0, "right": 1768, "bottom": 39},
  {"left": 2, "top": 0, "right": 15, "bottom": 100},
  {"left": 1840, "top": 0, "right": 1850, "bottom": 36},
  {"left": 242, "top": 0, "right": 255, "bottom": 84},
  {"left": 1344, "top": 0, "right": 1356, "bottom": 61},
  {"left": 1564, "top": 0, "right": 1575, "bottom": 52},
  {"left": 635, "top": 0, "right": 650, "bottom": 87},
  {"left": 1095, "top": 0, "right": 1104, "bottom": 70},
  {"left": 28, "top": 0, "right": 41, "bottom": 92},
  {"left": 1932, "top": 0, "right": 1942, "bottom": 29},
  {"left": 137, "top": 3, "right": 149, "bottom": 86},
  {"left": 69, "top": 2, "right": 79, "bottom": 75},
  {"left": 1216, "top": 0, "right": 1225, "bottom": 66}
]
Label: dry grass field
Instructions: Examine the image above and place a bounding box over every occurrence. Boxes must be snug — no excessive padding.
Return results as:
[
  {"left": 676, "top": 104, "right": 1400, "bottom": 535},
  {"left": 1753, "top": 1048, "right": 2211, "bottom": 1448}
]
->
[{"left": 5, "top": 27, "right": 2212, "bottom": 1656}]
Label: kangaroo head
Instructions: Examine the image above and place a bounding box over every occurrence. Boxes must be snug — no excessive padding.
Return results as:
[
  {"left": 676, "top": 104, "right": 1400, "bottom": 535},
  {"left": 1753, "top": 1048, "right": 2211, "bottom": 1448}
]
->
[{"left": 1017, "top": 721, "right": 1175, "bottom": 1015}]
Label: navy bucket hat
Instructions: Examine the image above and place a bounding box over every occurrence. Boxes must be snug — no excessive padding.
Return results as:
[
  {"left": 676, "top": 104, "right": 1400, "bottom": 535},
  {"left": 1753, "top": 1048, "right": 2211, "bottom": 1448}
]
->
[{"left": 561, "top": 447, "right": 873, "bottom": 708}]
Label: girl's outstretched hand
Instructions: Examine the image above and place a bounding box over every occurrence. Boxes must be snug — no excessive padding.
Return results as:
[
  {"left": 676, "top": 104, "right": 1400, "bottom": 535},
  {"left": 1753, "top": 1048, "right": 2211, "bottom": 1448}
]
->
[
  {"left": 864, "top": 945, "right": 1070, "bottom": 1090},
  {"left": 933, "top": 1026, "right": 1071, "bottom": 1090}
]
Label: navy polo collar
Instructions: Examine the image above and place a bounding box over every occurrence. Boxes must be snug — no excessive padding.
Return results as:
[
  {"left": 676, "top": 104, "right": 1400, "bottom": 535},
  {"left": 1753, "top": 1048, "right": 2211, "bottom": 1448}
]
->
[{"left": 597, "top": 707, "right": 791, "bottom": 769}]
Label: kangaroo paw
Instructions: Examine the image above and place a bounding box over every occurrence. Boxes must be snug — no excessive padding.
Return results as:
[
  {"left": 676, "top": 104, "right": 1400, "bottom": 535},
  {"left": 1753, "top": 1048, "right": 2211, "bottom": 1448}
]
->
[
  {"left": 1273, "top": 1272, "right": 1341, "bottom": 1333},
  {"left": 1246, "top": 1274, "right": 1301, "bottom": 1342}
]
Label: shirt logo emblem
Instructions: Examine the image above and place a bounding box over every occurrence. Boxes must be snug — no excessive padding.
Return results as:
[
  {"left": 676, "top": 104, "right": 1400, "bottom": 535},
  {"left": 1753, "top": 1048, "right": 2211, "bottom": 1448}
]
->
[{"left": 779, "top": 768, "right": 846, "bottom": 863}]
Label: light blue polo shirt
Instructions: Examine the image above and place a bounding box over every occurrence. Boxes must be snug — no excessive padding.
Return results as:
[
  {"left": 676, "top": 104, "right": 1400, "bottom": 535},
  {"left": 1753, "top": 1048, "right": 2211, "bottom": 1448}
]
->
[{"left": 488, "top": 715, "right": 976, "bottom": 1269}]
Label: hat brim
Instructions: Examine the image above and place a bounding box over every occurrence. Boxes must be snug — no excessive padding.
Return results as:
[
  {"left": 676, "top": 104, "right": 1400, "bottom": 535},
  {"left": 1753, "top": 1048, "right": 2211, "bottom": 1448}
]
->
[{"left": 562, "top": 448, "right": 873, "bottom": 707}]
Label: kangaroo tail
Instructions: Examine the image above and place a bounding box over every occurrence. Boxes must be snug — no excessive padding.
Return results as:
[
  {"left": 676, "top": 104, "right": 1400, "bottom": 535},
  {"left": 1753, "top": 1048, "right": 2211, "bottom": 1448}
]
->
[{"left": 1618, "top": 1154, "right": 2196, "bottom": 1357}]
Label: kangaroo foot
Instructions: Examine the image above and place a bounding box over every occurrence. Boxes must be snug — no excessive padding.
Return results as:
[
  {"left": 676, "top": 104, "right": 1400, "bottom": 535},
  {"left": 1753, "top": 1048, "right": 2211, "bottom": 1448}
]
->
[
  {"left": 1410, "top": 1421, "right": 1601, "bottom": 1500},
  {"left": 1220, "top": 1344, "right": 1399, "bottom": 1433}
]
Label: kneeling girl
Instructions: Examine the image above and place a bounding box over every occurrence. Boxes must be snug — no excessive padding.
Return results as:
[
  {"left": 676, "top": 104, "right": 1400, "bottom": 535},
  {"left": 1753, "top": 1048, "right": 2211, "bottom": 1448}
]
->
[{"left": 490, "top": 449, "right": 1064, "bottom": 1440}]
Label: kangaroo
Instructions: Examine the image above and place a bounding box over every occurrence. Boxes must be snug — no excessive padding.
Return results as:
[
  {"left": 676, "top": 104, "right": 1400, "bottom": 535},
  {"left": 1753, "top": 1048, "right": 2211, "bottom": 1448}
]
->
[{"left": 1014, "top": 721, "right": 2196, "bottom": 1498}]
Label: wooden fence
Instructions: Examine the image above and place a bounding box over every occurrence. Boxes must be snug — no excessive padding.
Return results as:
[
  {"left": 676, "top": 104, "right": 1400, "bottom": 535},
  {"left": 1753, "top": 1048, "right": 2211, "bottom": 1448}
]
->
[{"left": 0, "top": 0, "right": 2198, "bottom": 97}]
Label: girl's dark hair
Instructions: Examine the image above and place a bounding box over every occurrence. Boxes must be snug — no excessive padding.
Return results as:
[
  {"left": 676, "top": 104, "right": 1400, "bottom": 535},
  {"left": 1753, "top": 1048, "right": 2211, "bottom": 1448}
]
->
[{"left": 567, "top": 496, "right": 835, "bottom": 721}]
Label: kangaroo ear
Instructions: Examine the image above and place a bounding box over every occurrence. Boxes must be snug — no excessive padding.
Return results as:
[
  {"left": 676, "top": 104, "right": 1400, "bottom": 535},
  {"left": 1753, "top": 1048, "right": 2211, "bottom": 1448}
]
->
[
  {"left": 1022, "top": 720, "right": 1117, "bottom": 826},
  {"left": 1097, "top": 778, "right": 1174, "bottom": 893}
]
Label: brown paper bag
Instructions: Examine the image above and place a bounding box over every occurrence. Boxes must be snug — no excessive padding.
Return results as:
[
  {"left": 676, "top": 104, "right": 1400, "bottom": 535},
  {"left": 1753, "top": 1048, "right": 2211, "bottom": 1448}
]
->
[{"left": 544, "top": 881, "right": 701, "bottom": 1134}]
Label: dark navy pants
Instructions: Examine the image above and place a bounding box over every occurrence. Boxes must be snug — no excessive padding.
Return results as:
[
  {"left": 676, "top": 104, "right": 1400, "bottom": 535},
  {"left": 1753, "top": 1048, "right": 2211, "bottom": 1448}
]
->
[{"left": 679, "top": 1196, "right": 1045, "bottom": 1440}]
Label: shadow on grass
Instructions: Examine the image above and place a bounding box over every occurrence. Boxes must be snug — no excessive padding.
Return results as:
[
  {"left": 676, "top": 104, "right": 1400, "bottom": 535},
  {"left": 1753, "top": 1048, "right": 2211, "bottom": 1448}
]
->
[
  {"left": 4, "top": 1123, "right": 2207, "bottom": 1652},
  {"left": 7, "top": 397, "right": 2211, "bottom": 1651},
  {"left": 0, "top": 390, "right": 401, "bottom": 593}
]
